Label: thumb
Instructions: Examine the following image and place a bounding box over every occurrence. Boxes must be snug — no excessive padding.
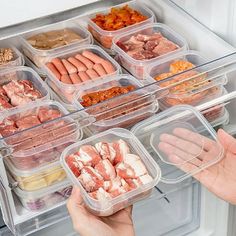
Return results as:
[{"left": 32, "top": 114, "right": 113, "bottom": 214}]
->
[{"left": 217, "top": 129, "right": 236, "bottom": 154}]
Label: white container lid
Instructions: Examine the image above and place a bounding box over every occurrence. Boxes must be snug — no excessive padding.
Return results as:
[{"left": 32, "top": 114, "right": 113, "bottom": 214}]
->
[{"left": 131, "top": 105, "right": 224, "bottom": 184}]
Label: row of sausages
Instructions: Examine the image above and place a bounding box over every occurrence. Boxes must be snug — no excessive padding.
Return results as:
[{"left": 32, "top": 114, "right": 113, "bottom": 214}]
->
[{"left": 46, "top": 50, "right": 116, "bottom": 85}]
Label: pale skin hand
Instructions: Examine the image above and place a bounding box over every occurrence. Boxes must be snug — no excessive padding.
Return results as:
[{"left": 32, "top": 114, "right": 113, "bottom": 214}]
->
[
  {"left": 67, "top": 187, "right": 135, "bottom": 236},
  {"left": 158, "top": 128, "right": 236, "bottom": 205}
]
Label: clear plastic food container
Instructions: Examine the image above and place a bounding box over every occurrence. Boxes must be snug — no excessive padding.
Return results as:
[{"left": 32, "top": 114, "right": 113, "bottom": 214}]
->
[
  {"left": 87, "top": 0, "right": 155, "bottom": 53},
  {"left": 20, "top": 21, "right": 93, "bottom": 68},
  {"left": 131, "top": 105, "right": 224, "bottom": 184},
  {"left": 24, "top": 56, "right": 46, "bottom": 78},
  {"left": 43, "top": 45, "right": 121, "bottom": 103},
  {"left": 112, "top": 23, "right": 188, "bottom": 79},
  {"left": 0, "top": 100, "right": 83, "bottom": 170},
  {"left": 13, "top": 179, "right": 72, "bottom": 211},
  {"left": 0, "top": 66, "right": 50, "bottom": 113},
  {"left": 5, "top": 158, "right": 67, "bottom": 191},
  {"left": 73, "top": 74, "right": 159, "bottom": 132},
  {"left": 0, "top": 45, "right": 24, "bottom": 69},
  {"left": 61, "top": 128, "right": 161, "bottom": 216}
]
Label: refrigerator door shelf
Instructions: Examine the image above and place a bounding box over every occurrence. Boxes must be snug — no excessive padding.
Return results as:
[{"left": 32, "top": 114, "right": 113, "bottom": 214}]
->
[{"left": 0, "top": 0, "right": 235, "bottom": 235}]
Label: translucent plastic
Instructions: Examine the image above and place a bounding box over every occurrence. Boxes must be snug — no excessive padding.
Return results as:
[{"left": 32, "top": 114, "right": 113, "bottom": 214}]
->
[
  {"left": 131, "top": 105, "right": 224, "bottom": 184},
  {"left": 43, "top": 45, "right": 121, "bottom": 103},
  {"left": 61, "top": 128, "right": 161, "bottom": 216},
  {"left": 0, "top": 66, "right": 50, "bottom": 113},
  {"left": 14, "top": 179, "right": 72, "bottom": 211},
  {"left": 20, "top": 21, "right": 93, "bottom": 68},
  {"left": 0, "top": 100, "right": 82, "bottom": 170},
  {"left": 112, "top": 23, "right": 188, "bottom": 79},
  {"left": 5, "top": 158, "right": 67, "bottom": 191},
  {"left": 73, "top": 74, "right": 159, "bottom": 132},
  {"left": 87, "top": 0, "right": 155, "bottom": 53},
  {"left": 0, "top": 45, "right": 24, "bottom": 69}
]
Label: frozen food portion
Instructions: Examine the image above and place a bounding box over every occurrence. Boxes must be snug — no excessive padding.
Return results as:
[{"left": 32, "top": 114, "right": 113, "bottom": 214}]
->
[
  {"left": 116, "top": 32, "right": 179, "bottom": 60},
  {"left": 91, "top": 5, "right": 147, "bottom": 31},
  {"left": 46, "top": 50, "right": 116, "bottom": 85},
  {"left": 15, "top": 184, "right": 72, "bottom": 211},
  {"left": 27, "top": 29, "right": 82, "bottom": 50},
  {"left": 66, "top": 139, "right": 153, "bottom": 200},
  {"left": 81, "top": 85, "right": 135, "bottom": 107},
  {"left": 0, "top": 48, "right": 14, "bottom": 65}
]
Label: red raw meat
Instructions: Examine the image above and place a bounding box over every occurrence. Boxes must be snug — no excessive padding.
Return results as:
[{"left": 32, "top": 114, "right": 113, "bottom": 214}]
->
[
  {"left": 79, "top": 166, "right": 104, "bottom": 192},
  {"left": 153, "top": 39, "right": 179, "bottom": 55},
  {"left": 103, "top": 177, "right": 122, "bottom": 192},
  {"left": 144, "top": 40, "right": 159, "bottom": 51},
  {"left": 3, "top": 80, "right": 24, "bottom": 98},
  {"left": 95, "top": 142, "right": 116, "bottom": 163},
  {"left": 136, "top": 33, "right": 163, "bottom": 42},
  {"left": 24, "top": 90, "right": 42, "bottom": 99},
  {"left": 116, "top": 162, "right": 135, "bottom": 179},
  {"left": 79, "top": 145, "right": 101, "bottom": 166},
  {"left": 38, "top": 108, "right": 62, "bottom": 123},
  {"left": 95, "top": 159, "right": 116, "bottom": 181},
  {"left": 89, "top": 187, "right": 111, "bottom": 200},
  {"left": 16, "top": 115, "right": 41, "bottom": 130},
  {"left": 112, "top": 139, "right": 130, "bottom": 165},
  {"left": 10, "top": 93, "right": 32, "bottom": 106},
  {"left": 109, "top": 186, "right": 127, "bottom": 198},
  {"left": 67, "top": 154, "right": 83, "bottom": 177},
  {"left": 0, "top": 96, "right": 12, "bottom": 110}
]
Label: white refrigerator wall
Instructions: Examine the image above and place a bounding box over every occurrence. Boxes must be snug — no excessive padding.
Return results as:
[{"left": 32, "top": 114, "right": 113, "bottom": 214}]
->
[{"left": 172, "top": 0, "right": 236, "bottom": 47}]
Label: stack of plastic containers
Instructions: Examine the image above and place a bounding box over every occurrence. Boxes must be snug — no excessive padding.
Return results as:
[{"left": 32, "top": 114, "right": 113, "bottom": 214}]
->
[
  {"left": 20, "top": 21, "right": 93, "bottom": 77},
  {"left": 1, "top": 101, "right": 82, "bottom": 211},
  {"left": 144, "top": 50, "right": 228, "bottom": 124},
  {"left": 60, "top": 105, "right": 224, "bottom": 216}
]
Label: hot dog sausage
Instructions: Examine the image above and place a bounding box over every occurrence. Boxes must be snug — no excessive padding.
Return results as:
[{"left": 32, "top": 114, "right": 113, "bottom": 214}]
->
[
  {"left": 62, "top": 59, "right": 77, "bottom": 74},
  {"left": 70, "top": 73, "right": 82, "bottom": 84},
  {"left": 46, "top": 62, "right": 61, "bottom": 81},
  {"left": 93, "top": 63, "right": 107, "bottom": 76},
  {"left": 51, "top": 58, "right": 68, "bottom": 75},
  {"left": 86, "top": 69, "right": 99, "bottom": 80},
  {"left": 61, "top": 74, "right": 73, "bottom": 84},
  {"left": 78, "top": 71, "right": 90, "bottom": 82},
  {"left": 68, "top": 57, "right": 87, "bottom": 72},
  {"left": 75, "top": 54, "right": 94, "bottom": 69}
]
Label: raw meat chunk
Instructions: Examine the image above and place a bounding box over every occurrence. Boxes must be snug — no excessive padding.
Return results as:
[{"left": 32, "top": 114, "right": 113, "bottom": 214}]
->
[
  {"left": 103, "top": 177, "right": 122, "bottom": 192},
  {"left": 112, "top": 139, "right": 130, "bottom": 164},
  {"left": 66, "top": 154, "right": 84, "bottom": 177},
  {"left": 89, "top": 187, "right": 111, "bottom": 200},
  {"left": 38, "top": 107, "right": 62, "bottom": 122},
  {"left": 95, "top": 159, "right": 116, "bottom": 180},
  {"left": 16, "top": 115, "right": 41, "bottom": 130},
  {"left": 95, "top": 142, "right": 116, "bottom": 161},
  {"left": 153, "top": 39, "right": 179, "bottom": 55},
  {"left": 79, "top": 145, "right": 101, "bottom": 166},
  {"left": 116, "top": 162, "right": 135, "bottom": 179},
  {"left": 79, "top": 166, "right": 104, "bottom": 192}
]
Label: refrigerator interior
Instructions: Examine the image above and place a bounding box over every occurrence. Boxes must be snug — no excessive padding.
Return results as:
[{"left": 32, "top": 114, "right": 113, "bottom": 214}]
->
[{"left": 0, "top": 0, "right": 236, "bottom": 235}]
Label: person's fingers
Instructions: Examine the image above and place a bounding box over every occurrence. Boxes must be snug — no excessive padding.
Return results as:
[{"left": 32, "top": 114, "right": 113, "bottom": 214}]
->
[
  {"left": 173, "top": 128, "right": 215, "bottom": 151},
  {"left": 159, "top": 133, "right": 203, "bottom": 156},
  {"left": 67, "top": 186, "right": 91, "bottom": 233},
  {"left": 158, "top": 141, "right": 202, "bottom": 166},
  {"left": 217, "top": 129, "right": 236, "bottom": 154}
]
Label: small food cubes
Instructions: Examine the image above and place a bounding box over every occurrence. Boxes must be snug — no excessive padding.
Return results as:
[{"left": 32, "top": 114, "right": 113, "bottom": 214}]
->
[
  {"left": 112, "top": 23, "right": 188, "bottom": 79},
  {"left": 43, "top": 45, "right": 120, "bottom": 103},
  {"left": 87, "top": 1, "right": 155, "bottom": 52},
  {"left": 0, "top": 66, "right": 49, "bottom": 112},
  {"left": 61, "top": 128, "right": 161, "bottom": 216}
]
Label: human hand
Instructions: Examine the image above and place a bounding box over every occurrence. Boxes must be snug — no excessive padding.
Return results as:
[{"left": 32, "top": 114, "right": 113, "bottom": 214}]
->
[
  {"left": 158, "top": 128, "right": 236, "bottom": 205},
  {"left": 67, "top": 186, "right": 135, "bottom": 236}
]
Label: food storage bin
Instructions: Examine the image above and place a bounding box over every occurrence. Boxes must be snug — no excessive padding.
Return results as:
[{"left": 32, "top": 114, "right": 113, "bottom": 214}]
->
[
  {"left": 87, "top": 0, "right": 155, "bottom": 53},
  {"left": 0, "top": 45, "right": 24, "bottom": 69},
  {"left": 20, "top": 21, "right": 93, "bottom": 68},
  {"left": 0, "top": 100, "right": 83, "bottom": 170},
  {"left": 0, "top": 66, "right": 50, "bottom": 113},
  {"left": 43, "top": 45, "right": 121, "bottom": 103},
  {"left": 5, "top": 158, "right": 67, "bottom": 191},
  {"left": 61, "top": 128, "right": 161, "bottom": 216},
  {"left": 112, "top": 23, "right": 188, "bottom": 79},
  {"left": 73, "top": 74, "right": 159, "bottom": 132},
  {"left": 13, "top": 179, "right": 72, "bottom": 211},
  {"left": 24, "top": 56, "right": 46, "bottom": 78},
  {"left": 131, "top": 105, "right": 224, "bottom": 184}
]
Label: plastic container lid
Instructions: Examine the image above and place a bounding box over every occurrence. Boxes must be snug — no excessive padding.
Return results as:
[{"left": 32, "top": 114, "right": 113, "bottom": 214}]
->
[
  {"left": 20, "top": 21, "right": 93, "bottom": 68},
  {"left": 112, "top": 23, "right": 188, "bottom": 79},
  {"left": 72, "top": 74, "right": 159, "bottom": 132},
  {"left": 87, "top": 0, "right": 155, "bottom": 53},
  {"left": 43, "top": 45, "right": 121, "bottom": 103},
  {"left": 0, "top": 100, "right": 82, "bottom": 158},
  {"left": 60, "top": 128, "right": 161, "bottom": 216},
  {"left": 131, "top": 105, "right": 224, "bottom": 184},
  {"left": 0, "top": 66, "right": 50, "bottom": 113},
  {"left": 0, "top": 45, "right": 25, "bottom": 69}
]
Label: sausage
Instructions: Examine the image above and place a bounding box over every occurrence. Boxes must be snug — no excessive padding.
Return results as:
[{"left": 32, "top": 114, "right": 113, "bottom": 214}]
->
[
  {"left": 70, "top": 73, "right": 82, "bottom": 84},
  {"left": 86, "top": 69, "right": 99, "bottom": 80},
  {"left": 78, "top": 71, "right": 90, "bottom": 82},
  {"left": 46, "top": 62, "right": 61, "bottom": 81},
  {"left": 61, "top": 74, "right": 73, "bottom": 84},
  {"left": 75, "top": 54, "right": 94, "bottom": 69},
  {"left": 93, "top": 63, "right": 107, "bottom": 76},
  {"left": 51, "top": 58, "right": 68, "bottom": 75},
  {"left": 62, "top": 59, "right": 77, "bottom": 74},
  {"left": 68, "top": 57, "right": 87, "bottom": 72},
  {"left": 100, "top": 60, "right": 115, "bottom": 74},
  {"left": 82, "top": 50, "right": 104, "bottom": 64}
]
